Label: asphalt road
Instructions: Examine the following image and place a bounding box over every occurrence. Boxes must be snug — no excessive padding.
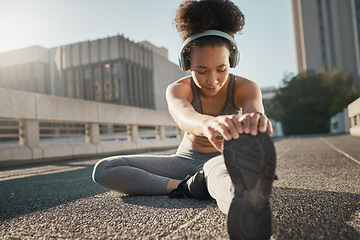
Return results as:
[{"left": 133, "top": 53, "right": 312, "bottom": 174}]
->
[{"left": 0, "top": 134, "right": 359, "bottom": 239}]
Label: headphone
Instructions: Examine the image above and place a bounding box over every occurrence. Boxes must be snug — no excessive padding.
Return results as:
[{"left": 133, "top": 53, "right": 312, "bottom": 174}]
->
[{"left": 178, "top": 30, "right": 240, "bottom": 71}]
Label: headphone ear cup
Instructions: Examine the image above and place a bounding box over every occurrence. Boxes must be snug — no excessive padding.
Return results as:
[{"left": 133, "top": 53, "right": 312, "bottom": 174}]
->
[
  {"left": 178, "top": 53, "right": 185, "bottom": 71},
  {"left": 178, "top": 51, "right": 190, "bottom": 71},
  {"left": 230, "top": 50, "right": 240, "bottom": 68}
]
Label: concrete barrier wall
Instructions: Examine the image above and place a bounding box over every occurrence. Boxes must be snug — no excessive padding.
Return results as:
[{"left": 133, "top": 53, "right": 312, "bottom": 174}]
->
[
  {"left": 0, "top": 88, "right": 182, "bottom": 167},
  {"left": 348, "top": 97, "right": 360, "bottom": 136},
  {"left": 0, "top": 88, "right": 175, "bottom": 125}
]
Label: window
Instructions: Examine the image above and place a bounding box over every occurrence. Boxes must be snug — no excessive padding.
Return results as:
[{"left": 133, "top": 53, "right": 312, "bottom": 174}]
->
[
  {"left": 103, "top": 64, "right": 112, "bottom": 101},
  {"left": 74, "top": 68, "right": 82, "bottom": 99},
  {"left": 83, "top": 67, "right": 92, "bottom": 100},
  {"left": 93, "top": 65, "right": 102, "bottom": 101},
  {"left": 66, "top": 70, "right": 74, "bottom": 98},
  {"left": 112, "top": 63, "right": 121, "bottom": 100}
]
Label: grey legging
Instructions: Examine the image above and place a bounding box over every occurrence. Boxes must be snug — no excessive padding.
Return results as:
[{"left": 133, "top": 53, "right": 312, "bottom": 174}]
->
[{"left": 92, "top": 142, "right": 234, "bottom": 214}]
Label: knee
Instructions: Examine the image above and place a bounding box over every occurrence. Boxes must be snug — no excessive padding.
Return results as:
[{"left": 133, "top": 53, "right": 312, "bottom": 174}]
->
[
  {"left": 92, "top": 156, "right": 123, "bottom": 185},
  {"left": 92, "top": 155, "right": 129, "bottom": 185},
  {"left": 92, "top": 158, "right": 108, "bottom": 185}
]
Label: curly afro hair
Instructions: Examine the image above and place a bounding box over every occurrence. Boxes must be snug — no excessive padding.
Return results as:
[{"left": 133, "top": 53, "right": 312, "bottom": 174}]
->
[{"left": 174, "top": 0, "right": 245, "bottom": 41}]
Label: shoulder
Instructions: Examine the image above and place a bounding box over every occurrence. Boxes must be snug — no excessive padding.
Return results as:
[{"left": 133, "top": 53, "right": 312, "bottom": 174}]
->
[
  {"left": 166, "top": 76, "right": 193, "bottom": 101},
  {"left": 167, "top": 76, "right": 191, "bottom": 93},
  {"left": 234, "top": 75, "right": 260, "bottom": 91},
  {"left": 233, "top": 75, "right": 262, "bottom": 105}
]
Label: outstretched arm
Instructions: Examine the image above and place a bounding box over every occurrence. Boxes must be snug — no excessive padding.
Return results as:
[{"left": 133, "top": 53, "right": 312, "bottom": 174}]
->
[
  {"left": 166, "top": 77, "right": 273, "bottom": 152},
  {"left": 235, "top": 77, "right": 273, "bottom": 137},
  {"left": 166, "top": 78, "right": 245, "bottom": 151},
  {"left": 166, "top": 78, "right": 214, "bottom": 136}
]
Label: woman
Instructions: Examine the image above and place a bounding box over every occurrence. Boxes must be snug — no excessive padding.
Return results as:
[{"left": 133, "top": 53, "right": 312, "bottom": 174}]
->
[{"left": 93, "top": 1, "right": 276, "bottom": 239}]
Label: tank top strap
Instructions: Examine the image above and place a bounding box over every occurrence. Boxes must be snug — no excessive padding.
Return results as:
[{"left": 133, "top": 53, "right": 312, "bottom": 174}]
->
[
  {"left": 221, "top": 74, "right": 240, "bottom": 115},
  {"left": 190, "top": 76, "right": 203, "bottom": 113}
]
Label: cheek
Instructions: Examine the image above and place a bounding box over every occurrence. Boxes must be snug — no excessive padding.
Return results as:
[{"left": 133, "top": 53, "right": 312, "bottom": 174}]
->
[
  {"left": 219, "top": 74, "right": 229, "bottom": 86},
  {"left": 191, "top": 72, "right": 205, "bottom": 85}
]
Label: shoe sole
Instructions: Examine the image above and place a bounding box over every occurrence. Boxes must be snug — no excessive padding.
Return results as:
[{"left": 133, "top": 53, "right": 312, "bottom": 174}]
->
[{"left": 223, "top": 133, "right": 276, "bottom": 240}]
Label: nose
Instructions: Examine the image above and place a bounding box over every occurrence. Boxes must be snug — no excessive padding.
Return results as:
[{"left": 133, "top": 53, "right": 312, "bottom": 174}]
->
[{"left": 206, "top": 72, "right": 218, "bottom": 85}]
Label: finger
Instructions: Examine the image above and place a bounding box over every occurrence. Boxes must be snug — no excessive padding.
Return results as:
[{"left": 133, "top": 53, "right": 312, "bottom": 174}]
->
[
  {"left": 202, "top": 125, "right": 213, "bottom": 139},
  {"left": 229, "top": 115, "right": 244, "bottom": 136},
  {"left": 242, "top": 115, "right": 251, "bottom": 134},
  {"left": 208, "top": 136, "right": 222, "bottom": 152},
  {"left": 223, "top": 116, "right": 240, "bottom": 139},
  {"left": 267, "top": 120, "right": 274, "bottom": 136},
  {"left": 234, "top": 117, "right": 244, "bottom": 134},
  {"left": 232, "top": 115, "right": 244, "bottom": 134},
  {"left": 214, "top": 141, "right": 222, "bottom": 152},
  {"left": 258, "top": 115, "right": 267, "bottom": 133},
  {"left": 250, "top": 112, "right": 260, "bottom": 136},
  {"left": 216, "top": 124, "right": 232, "bottom": 141}
]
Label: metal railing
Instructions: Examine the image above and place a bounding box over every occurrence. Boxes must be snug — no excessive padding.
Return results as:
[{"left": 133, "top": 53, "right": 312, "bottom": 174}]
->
[
  {"left": 0, "top": 88, "right": 182, "bottom": 166},
  {"left": 0, "top": 121, "right": 181, "bottom": 145}
]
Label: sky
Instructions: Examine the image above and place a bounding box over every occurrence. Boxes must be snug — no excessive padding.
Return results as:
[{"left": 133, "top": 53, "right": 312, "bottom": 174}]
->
[{"left": 0, "top": 0, "right": 297, "bottom": 88}]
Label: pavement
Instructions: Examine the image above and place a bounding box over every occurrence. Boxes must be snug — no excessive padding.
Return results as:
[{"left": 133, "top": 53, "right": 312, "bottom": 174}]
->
[{"left": 0, "top": 134, "right": 359, "bottom": 239}]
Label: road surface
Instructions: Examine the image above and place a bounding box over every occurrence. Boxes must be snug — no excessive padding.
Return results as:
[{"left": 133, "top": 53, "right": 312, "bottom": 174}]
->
[{"left": 0, "top": 134, "right": 359, "bottom": 239}]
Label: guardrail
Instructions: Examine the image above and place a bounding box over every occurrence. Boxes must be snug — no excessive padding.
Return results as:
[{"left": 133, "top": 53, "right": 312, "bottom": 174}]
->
[{"left": 0, "top": 88, "right": 182, "bottom": 167}]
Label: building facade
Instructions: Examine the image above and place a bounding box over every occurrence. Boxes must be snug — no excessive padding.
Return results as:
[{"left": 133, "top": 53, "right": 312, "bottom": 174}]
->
[
  {"left": 0, "top": 35, "right": 187, "bottom": 111},
  {"left": 292, "top": 0, "right": 360, "bottom": 92},
  {"left": 348, "top": 97, "right": 360, "bottom": 136},
  {"left": 330, "top": 108, "right": 351, "bottom": 134},
  {"left": 0, "top": 46, "right": 50, "bottom": 95}
]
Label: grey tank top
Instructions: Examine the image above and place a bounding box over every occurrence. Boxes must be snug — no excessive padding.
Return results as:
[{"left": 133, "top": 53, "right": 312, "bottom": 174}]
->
[{"left": 190, "top": 74, "right": 240, "bottom": 116}]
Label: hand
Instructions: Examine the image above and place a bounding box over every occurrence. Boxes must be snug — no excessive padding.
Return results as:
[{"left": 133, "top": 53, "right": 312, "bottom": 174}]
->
[
  {"left": 202, "top": 113, "right": 273, "bottom": 152},
  {"left": 239, "top": 112, "right": 273, "bottom": 136},
  {"left": 202, "top": 115, "right": 243, "bottom": 152}
]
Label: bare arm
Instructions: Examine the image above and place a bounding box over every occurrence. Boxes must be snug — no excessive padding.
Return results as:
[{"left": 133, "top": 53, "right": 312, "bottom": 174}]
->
[
  {"left": 166, "top": 76, "right": 273, "bottom": 152},
  {"left": 236, "top": 77, "right": 273, "bottom": 136},
  {"left": 166, "top": 77, "right": 248, "bottom": 151},
  {"left": 166, "top": 78, "right": 214, "bottom": 136}
]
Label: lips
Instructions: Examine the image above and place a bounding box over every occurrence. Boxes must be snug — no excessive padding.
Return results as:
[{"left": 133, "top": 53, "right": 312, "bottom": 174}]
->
[{"left": 206, "top": 87, "right": 216, "bottom": 91}]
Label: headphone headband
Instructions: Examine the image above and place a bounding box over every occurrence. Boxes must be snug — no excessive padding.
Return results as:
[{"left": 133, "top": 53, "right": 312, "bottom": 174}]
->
[{"left": 178, "top": 30, "right": 240, "bottom": 71}]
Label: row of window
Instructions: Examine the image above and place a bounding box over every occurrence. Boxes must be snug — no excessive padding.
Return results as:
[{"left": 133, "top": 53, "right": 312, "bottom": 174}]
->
[
  {"left": 0, "top": 59, "right": 155, "bottom": 109},
  {"left": 64, "top": 60, "right": 155, "bottom": 109}
]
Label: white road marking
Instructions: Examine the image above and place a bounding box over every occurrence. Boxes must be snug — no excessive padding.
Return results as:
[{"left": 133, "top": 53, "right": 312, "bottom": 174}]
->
[
  {"left": 164, "top": 204, "right": 215, "bottom": 238},
  {"left": 276, "top": 147, "right": 292, "bottom": 160},
  {"left": 0, "top": 165, "right": 87, "bottom": 181},
  {"left": 320, "top": 138, "right": 360, "bottom": 165}
]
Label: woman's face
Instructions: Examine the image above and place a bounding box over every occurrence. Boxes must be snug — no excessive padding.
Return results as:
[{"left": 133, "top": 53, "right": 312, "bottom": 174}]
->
[{"left": 189, "top": 45, "right": 230, "bottom": 97}]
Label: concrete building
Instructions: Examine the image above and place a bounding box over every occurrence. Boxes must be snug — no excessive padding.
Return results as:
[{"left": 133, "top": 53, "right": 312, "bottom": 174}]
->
[
  {"left": 0, "top": 35, "right": 187, "bottom": 111},
  {"left": 348, "top": 97, "right": 360, "bottom": 136},
  {"left": 0, "top": 46, "right": 50, "bottom": 95},
  {"left": 260, "top": 86, "right": 284, "bottom": 137},
  {"left": 330, "top": 108, "right": 351, "bottom": 134},
  {"left": 292, "top": 0, "right": 360, "bottom": 92},
  {"left": 261, "top": 86, "right": 278, "bottom": 101}
]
